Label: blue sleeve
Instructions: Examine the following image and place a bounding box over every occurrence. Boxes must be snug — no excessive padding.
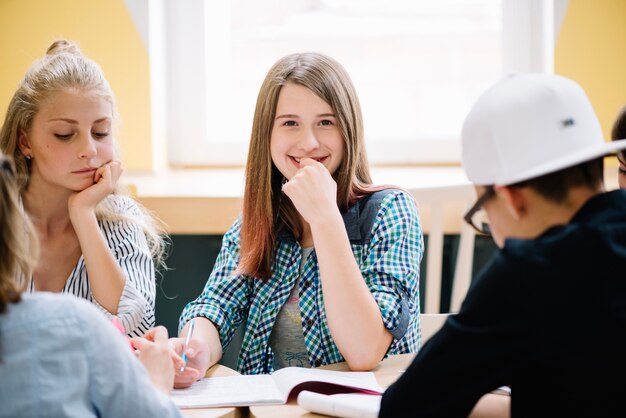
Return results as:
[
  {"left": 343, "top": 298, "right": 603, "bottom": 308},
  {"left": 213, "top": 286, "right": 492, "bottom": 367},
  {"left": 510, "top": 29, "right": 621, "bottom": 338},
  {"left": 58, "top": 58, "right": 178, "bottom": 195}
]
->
[
  {"left": 360, "top": 190, "right": 423, "bottom": 347},
  {"left": 77, "top": 300, "right": 183, "bottom": 418}
]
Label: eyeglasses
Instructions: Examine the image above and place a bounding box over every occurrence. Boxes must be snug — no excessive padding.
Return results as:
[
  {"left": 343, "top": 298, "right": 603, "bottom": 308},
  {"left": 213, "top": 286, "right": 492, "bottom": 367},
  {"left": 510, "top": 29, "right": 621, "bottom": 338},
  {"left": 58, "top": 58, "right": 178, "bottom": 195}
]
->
[{"left": 463, "top": 186, "right": 495, "bottom": 235}]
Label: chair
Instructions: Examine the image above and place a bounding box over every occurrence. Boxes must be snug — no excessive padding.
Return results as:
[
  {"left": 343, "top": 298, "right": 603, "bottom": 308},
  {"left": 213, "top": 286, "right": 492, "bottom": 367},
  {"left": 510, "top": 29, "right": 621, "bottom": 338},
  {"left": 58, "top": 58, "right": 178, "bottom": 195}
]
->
[
  {"left": 420, "top": 313, "right": 450, "bottom": 344},
  {"left": 408, "top": 184, "right": 477, "bottom": 314}
]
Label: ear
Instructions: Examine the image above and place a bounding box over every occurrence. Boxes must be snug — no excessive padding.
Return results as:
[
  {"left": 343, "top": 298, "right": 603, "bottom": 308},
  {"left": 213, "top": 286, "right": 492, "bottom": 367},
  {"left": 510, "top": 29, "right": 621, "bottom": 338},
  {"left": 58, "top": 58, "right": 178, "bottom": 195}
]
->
[
  {"left": 494, "top": 185, "right": 527, "bottom": 221},
  {"left": 18, "top": 130, "right": 32, "bottom": 158}
]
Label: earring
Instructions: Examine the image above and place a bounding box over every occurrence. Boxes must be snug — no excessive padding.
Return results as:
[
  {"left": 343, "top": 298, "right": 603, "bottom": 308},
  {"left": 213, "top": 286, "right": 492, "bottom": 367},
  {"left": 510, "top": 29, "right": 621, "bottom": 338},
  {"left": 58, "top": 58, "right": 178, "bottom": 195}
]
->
[{"left": 25, "top": 154, "right": 32, "bottom": 160}]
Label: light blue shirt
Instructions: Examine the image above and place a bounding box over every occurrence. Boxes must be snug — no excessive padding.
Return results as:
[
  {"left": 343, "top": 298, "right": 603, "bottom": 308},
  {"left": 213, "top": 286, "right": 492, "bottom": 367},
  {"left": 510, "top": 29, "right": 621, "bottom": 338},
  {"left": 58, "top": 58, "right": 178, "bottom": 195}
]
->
[{"left": 0, "top": 293, "right": 182, "bottom": 418}]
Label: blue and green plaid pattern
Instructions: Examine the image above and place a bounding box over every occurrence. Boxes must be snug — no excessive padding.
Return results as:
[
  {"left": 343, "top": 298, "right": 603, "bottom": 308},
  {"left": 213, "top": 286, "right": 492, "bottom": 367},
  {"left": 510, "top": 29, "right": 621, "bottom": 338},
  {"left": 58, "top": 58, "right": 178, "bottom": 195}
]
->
[{"left": 179, "top": 189, "right": 423, "bottom": 374}]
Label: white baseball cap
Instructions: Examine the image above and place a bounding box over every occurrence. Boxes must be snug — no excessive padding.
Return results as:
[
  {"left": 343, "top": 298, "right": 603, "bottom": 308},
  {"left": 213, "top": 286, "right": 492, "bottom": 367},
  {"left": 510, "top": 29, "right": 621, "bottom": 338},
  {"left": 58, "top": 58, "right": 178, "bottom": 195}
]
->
[{"left": 461, "top": 73, "right": 626, "bottom": 186}]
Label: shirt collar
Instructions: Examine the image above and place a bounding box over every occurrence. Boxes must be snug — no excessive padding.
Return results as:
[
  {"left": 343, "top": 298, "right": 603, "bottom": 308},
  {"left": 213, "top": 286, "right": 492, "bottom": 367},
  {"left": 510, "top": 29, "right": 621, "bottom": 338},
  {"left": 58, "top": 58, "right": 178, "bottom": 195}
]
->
[{"left": 569, "top": 189, "right": 626, "bottom": 225}]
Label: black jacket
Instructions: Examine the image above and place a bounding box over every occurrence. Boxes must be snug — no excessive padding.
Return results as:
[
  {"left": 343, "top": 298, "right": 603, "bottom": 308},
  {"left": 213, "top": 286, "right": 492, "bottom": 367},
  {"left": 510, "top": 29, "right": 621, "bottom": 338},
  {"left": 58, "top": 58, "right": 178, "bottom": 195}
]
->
[{"left": 380, "top": 190, "right": 626, "bottom": 418}]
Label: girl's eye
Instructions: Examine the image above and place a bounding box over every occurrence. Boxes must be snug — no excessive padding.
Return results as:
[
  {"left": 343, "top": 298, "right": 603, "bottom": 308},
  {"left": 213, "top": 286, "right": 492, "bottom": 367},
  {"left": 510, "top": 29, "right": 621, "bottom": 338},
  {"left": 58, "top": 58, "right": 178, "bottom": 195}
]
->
[
  {"left": 282, "top": 120, "right": 297, "bottom": 127},
  {"left": 319, "top": 119, "right": 334, "bottom": 126},
  {"left": 93, "top": 132, "right": 110, "bottom": 139},
  {"left": 54, "top": 133, "right": 73, "bottom": 140}
]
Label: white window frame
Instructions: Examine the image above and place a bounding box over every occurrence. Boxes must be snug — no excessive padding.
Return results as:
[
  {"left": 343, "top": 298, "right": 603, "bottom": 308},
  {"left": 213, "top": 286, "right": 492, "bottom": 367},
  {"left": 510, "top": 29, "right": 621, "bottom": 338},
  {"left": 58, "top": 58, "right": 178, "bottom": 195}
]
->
[{"left": 141, "top": 0, "right": 562, "bottom": 169}]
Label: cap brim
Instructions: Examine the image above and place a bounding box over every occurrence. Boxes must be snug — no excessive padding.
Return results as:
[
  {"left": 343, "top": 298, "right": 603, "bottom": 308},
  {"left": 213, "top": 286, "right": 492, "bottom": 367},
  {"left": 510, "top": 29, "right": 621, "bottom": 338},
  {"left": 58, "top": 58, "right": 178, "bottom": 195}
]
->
[{"left": 495, "top": 138, "right": 626, "bottom": 186}]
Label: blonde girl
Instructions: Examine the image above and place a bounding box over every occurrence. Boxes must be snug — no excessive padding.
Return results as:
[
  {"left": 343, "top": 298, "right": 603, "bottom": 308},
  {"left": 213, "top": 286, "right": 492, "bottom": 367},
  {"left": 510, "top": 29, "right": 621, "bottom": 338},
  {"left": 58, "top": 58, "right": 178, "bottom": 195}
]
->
[{"left": 0, "top": 39, "right": 166, "bottom": 336}]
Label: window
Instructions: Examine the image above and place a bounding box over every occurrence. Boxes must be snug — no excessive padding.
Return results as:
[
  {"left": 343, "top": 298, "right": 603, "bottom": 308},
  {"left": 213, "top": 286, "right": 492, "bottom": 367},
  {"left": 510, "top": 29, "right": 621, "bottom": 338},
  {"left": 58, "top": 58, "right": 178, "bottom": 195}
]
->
[{"left": 151, "top": 0, "right": 556, "bottom": 167}]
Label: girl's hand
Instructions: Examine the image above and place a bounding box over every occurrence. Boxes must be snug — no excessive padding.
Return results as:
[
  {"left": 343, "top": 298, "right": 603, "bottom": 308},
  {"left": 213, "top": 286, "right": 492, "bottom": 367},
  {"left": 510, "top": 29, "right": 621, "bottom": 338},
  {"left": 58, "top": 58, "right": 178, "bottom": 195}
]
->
[
  {"left": 169, "top": 336, "right": 209, "bottom": 388},
  {"left": 68, "top": 160, "right": 123, "bottom": 214},
  {"left": 282, "top": 157, "right": 339, "bottom": 225},
  {"left": 132, "top": 326, "right": 176, "bottom": 394}
]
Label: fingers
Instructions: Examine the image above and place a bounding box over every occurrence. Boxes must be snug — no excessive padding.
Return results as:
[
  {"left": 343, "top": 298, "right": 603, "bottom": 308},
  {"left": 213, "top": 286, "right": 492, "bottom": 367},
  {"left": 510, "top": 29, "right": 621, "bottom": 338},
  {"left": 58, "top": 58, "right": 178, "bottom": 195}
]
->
[
  {"left": 174, "top": 367, "right": 202, "bottom": 388},
  {"left": 172, "top": 337, "right": 206, "bottom": 383},
  {"left": 181, "top": 365, "right": 201, "bottom": 380},
  {"left": 167, "top": 338, "right": 186, "bottom": 367},
  {"left": 165, "top": 336, "right": 200, "bottom": 374},
  {"left": 149, "top": 326, "right": 169, "bottom": 344},
  {"left": 132, "top": 326, "right": 169, "bottom": 353},
  {"left": 93, "top": 165, "right": 105, "bottom": 183},
  {"left": 169, "top": 337, "right": 200, "bottom": 370},
  {"left": 168, "top": 336, "right": 184, "bottom": 354},
  {"left": 141, "top": 325, "right": 169, "bottom": 343},
  {"left": 94, "top": 160, "right": 123, "bottom": 185},
  {"left": 185, "top": 338, "right": 204, "bottom": 358},
  {"left": 298, "top": 157, "right": 319, "bottom": 167},
  {"left": 107, "top": 160, "right": 123, "bottom": 181},
  {"left": 137, "top": 327, "right": 209, "bottom": 388}
]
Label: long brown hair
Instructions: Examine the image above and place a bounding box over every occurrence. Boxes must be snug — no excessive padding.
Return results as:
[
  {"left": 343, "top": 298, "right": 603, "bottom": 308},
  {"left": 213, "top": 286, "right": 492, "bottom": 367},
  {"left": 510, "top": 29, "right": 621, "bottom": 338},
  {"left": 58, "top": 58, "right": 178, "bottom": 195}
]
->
[
  {"left": 0, "top": 39, "right": 168, "bottom": 270},
  {"left": 0, "top": 154, "right": 38, "bottom": 313},
  {"left": 238, "top": 52, "right": 376, "bottom": 278}
]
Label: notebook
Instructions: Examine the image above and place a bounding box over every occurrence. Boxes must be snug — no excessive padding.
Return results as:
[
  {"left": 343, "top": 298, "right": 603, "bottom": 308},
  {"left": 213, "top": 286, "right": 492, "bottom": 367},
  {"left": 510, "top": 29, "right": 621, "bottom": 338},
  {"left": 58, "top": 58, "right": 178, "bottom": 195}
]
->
[
  {"left": 171, "top": 367, "right": 383, "bottom": 408},
  {"left": 297, "top": 391, "right": 381, "bottom": 418}
]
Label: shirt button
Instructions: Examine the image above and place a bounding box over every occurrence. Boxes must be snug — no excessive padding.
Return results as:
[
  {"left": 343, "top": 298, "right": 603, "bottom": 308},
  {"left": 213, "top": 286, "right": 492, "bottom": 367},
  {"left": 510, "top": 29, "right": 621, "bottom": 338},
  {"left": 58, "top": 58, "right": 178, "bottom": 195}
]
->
[
  {"left": 314, "top": 359, "right": 322, "bottom": 367},
  {"left": 306, "top": 319, "right": 314, "bottom": 327},
  {"left": 303, "top": 280, "right": 311, "bottom": 288}
]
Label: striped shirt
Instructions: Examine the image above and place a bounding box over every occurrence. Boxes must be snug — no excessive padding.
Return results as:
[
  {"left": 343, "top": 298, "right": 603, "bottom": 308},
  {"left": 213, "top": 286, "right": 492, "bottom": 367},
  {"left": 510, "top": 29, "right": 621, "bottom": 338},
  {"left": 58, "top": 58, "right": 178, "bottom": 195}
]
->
[
  {"left": 25, "top": 195, "right": 156, "bottom": 337},
  {"left": 180, "top": 189, "right": 423, "bottom": 374}
]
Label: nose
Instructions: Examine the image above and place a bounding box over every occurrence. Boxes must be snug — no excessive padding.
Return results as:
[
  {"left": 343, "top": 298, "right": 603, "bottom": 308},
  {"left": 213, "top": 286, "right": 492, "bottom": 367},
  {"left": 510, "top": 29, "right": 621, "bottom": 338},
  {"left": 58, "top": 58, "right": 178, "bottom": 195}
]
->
[
  {"left": 296, "top": 128, "right": 320, "bottom": 153},
  {"left": 77, "top": 134, "right": 97, "bottom": 159}
]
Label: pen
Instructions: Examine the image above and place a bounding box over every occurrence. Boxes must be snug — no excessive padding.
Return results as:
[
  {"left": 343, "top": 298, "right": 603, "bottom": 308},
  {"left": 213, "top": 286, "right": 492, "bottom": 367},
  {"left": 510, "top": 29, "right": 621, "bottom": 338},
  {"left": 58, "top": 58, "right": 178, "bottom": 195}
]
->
[{"left": 180, "top": 318, "right": 196, "bottom": 373}]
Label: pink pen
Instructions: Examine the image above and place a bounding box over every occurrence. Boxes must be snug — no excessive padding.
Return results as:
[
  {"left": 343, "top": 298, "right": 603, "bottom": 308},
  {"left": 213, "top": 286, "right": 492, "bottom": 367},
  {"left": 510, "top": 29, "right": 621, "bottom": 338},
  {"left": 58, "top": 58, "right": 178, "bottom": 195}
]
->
[{"left": 111, "top": 317, "right": 135, "bottom": 351}]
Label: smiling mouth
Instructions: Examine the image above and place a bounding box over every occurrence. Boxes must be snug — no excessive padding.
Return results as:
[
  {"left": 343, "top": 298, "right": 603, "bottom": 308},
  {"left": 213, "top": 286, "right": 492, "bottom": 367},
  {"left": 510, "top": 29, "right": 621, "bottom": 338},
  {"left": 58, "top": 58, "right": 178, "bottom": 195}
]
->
[{"left": 291, "top": 156, "right": 327, "bottom": 164}]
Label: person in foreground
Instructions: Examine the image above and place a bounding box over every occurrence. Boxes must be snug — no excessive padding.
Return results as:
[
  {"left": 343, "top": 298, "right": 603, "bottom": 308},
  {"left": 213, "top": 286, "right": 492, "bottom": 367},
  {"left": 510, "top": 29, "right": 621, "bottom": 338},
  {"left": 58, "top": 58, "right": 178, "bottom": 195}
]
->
[
  {"left": 0, "top": 39, "right": 167, "bottom": 337},
  {"left": 0, "top": 152, "right": 182, "bottom": 418},
  {"left": 380, "top": 73, "right": 626, "bottom": 417},
  {"left": 174, "top": 52, "right": 423, "bottom": 383}
]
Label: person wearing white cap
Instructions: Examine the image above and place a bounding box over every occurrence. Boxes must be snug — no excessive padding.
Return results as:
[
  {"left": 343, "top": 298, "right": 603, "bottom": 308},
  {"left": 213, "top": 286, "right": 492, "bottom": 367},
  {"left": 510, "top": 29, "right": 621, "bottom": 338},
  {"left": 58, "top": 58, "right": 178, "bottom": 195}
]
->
[{"left": 379, "top": 73, "right": 626, "bottom": 418}]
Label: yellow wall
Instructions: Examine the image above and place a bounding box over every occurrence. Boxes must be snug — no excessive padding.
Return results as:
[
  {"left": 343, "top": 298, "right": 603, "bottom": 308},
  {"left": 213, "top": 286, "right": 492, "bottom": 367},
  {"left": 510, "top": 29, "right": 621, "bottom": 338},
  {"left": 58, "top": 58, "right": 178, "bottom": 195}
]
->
[
  {"left": 555, "top": 0, "right": 626, "bottom": 142},
  {"left": 0, "top": 0, "right": 152, "bottom": 170},
  {"left": 1, "top": 1, "right": 624, "bottom": 172}
]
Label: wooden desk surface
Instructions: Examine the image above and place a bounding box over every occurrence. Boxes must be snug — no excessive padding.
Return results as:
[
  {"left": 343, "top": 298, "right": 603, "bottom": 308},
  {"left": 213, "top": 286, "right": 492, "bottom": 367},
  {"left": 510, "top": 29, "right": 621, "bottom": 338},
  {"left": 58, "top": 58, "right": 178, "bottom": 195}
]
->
[
  {"left": 181, "top": 363, "right": 246, "bottom": 418},
  {"left": 249, "top": 353, "right": 416, "bottom": 418}
]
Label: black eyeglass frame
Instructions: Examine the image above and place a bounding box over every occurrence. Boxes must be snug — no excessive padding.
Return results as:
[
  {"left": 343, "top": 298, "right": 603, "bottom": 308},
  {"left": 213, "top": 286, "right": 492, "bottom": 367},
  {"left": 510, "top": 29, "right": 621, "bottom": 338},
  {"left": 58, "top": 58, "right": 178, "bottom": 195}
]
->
[{"left": 463, "top": 186, "right": 495, "bottom": 235}]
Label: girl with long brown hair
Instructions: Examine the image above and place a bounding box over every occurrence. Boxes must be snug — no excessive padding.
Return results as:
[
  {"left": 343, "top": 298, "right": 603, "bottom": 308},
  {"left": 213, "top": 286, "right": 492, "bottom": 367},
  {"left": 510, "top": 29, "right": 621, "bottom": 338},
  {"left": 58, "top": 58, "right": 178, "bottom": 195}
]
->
[{"left": 175, "top": 52, "right": 423, "bottom": 384}]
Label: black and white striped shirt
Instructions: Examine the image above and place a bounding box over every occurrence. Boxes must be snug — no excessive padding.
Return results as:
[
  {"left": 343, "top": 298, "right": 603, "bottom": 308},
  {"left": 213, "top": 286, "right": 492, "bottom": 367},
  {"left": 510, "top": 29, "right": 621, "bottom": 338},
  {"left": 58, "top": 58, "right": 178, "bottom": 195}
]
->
[{"left": 27, "top": 195, "right": 156, "bottom": 337}]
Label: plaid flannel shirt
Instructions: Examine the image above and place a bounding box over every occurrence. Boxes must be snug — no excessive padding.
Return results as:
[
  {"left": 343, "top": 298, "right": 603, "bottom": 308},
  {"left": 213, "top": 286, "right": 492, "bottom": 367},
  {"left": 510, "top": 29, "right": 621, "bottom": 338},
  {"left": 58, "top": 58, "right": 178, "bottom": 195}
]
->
[{"left": 179, "top": 189, "right": 423, "bottom": 374}]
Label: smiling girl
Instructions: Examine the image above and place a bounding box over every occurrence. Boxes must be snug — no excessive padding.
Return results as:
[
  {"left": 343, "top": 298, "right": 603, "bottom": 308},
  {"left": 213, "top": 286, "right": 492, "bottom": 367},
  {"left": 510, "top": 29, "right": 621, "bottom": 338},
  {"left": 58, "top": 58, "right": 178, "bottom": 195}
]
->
[
  {"left": 0, "top": 40, "right": 166, "bottom": 337},
  {"left": 173, "top": 52, "right": 423, "bottom": 384}
]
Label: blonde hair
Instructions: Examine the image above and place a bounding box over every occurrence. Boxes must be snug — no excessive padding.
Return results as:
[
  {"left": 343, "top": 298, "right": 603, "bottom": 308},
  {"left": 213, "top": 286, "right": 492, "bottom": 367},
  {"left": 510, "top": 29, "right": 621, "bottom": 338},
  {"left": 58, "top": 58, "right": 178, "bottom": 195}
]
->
[
  {"left": 0, "top": 39, "right": 168, "bottom": 270},
  {"left": 239, "top": 52, "right": 376, "bottom": 278},
  {"left": 0, "top": 154, "right": 38, "bottom": 313}
]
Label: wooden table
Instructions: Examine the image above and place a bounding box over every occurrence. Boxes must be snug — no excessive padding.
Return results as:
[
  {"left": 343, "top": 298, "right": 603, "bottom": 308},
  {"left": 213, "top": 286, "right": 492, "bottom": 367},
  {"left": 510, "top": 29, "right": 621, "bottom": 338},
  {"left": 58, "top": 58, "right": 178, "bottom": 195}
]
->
[
  {"left": 181, "top": 363, "right": 247, "bottom": 418},
  {"left": 249, "top": 353, "right": 416, "bottom": 418}
]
